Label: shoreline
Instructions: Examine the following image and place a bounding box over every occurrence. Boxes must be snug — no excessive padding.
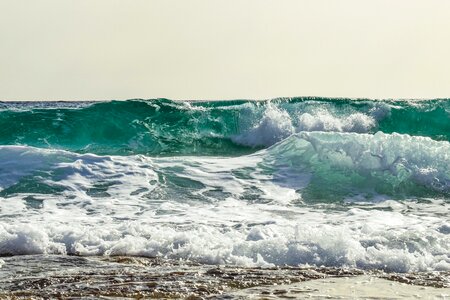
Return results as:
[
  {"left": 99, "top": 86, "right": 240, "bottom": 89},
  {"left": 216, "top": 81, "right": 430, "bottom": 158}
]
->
[{"left": 1, "top": 255, "right": 448, "bottom": 299}]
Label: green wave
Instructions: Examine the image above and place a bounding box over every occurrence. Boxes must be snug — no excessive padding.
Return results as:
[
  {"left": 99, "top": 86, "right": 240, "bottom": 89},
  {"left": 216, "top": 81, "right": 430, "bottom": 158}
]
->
[
  {"left": 0, "top": 98, "right": 449, "bottom": 155},
  {"left": 263, "top": 132, "right": 450, "bottom": 201}
]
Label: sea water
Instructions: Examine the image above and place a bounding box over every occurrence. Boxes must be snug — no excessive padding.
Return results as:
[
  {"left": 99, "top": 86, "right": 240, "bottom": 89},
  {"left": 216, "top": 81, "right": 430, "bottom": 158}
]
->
[{"left": 0, "top": 98, "right": 449, "bottom": 297}]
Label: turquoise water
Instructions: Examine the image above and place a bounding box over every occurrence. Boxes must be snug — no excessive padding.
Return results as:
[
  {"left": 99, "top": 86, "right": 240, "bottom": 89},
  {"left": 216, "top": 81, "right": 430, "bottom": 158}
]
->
[
  {"left": 1, "top": 98, "right": 449, "bottom": 155},
  {"left": 0, "top": 98, "right": 448, "bottom": 273}
]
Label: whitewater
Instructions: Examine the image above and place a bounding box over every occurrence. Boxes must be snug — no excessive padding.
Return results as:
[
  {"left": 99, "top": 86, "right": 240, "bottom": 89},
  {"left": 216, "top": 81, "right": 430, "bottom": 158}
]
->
[{"left": 0, "top": 98, "right": 449, "bottom": 284}]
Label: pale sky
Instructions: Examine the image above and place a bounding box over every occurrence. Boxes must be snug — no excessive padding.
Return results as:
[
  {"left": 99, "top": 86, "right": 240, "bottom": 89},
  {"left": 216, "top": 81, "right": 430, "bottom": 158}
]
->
[{"left": 1, "top": 0, "right": 450, "bottom": 101}]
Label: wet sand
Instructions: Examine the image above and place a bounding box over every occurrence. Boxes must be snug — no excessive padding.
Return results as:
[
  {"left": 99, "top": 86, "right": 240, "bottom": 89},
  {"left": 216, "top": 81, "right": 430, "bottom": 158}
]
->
[
  {"left": 0, "top": 255, "right": 448, "bottom": 299},
  {"left": 228, "top": 275, "right": 450, "bottom": 299}
]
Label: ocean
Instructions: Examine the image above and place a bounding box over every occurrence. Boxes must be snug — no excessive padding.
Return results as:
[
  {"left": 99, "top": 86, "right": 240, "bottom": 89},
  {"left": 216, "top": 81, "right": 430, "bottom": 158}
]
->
[{"left": 0, "top": 97, "right": 449, "bottom": 298}]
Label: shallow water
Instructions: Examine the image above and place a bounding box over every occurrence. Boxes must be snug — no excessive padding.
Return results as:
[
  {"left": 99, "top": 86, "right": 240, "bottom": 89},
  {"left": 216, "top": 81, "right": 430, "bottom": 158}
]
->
[{"left": 0, "top": 255, "right": 448, "bottom": 299}]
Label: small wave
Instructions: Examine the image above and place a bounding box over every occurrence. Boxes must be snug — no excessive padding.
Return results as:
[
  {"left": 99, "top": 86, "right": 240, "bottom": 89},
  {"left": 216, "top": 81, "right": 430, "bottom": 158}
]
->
[
  {"left": 263, "top": 131, "right": 450, "bottom": 200},
  {"left": 0, "top": 132, "right": 448, "bottom": 211}
]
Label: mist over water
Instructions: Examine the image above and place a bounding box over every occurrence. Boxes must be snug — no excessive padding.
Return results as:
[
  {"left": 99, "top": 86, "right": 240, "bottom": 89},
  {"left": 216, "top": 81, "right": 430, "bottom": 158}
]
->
[{"left": 0, "top": 98, "right": 449, "bottom": 273}]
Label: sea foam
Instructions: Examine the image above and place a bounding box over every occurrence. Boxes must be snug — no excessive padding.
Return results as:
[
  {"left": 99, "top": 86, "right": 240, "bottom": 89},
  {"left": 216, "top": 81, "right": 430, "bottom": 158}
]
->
[
  {"left": 0, "top": 200, "right": 448, "bottom": 272},
  {"left": 0, "top": 134, "right": 449, "bottom": 272},
  {"left": 0, "top": 98, "right": 449, "bottom": 273}
]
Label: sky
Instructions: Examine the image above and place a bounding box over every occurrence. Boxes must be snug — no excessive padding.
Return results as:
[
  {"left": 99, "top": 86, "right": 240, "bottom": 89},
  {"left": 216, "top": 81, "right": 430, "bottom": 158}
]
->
[{"left": 1, "top": 0, "right": 450, "bottom": 101}]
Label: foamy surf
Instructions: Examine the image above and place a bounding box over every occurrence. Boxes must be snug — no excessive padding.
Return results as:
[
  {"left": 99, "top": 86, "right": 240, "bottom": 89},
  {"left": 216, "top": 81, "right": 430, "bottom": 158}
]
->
[{"left": 0, "top": 98, "right": 449, "bottom": 297}]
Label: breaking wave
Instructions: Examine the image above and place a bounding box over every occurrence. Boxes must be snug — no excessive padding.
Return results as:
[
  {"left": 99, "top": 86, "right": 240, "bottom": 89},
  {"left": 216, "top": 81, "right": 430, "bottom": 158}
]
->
[
  {"left": 0, "top": 98, "right": 449, "bottom": 273},
  {"left": 0, "top": 98, "right": 449, "bottom": 155}
]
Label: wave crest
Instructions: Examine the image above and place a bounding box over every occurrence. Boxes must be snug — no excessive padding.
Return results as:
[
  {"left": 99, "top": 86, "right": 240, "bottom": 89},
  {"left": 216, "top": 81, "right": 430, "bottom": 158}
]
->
[
  {"left": 263, "top": 132, "right": 450, "bottom": 200},
  {"left": 0, "top": 98, "right": 449, "bottom": 155}
]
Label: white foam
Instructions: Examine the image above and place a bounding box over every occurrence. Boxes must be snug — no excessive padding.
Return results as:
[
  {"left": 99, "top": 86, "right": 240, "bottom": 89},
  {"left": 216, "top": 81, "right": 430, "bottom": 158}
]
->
[
  {"left": 232, "top": 104, "right": 294, "bottom": 147},
  {"left": 297, "top": 110, "right": 375, "bottom": 133},
  {"left": 0, "top": 142, "right": 448, "bottom": 272},
  {"left": 0, "top": 146, "right": 59, "bottom": 189},
  {"left": 0, "top": 199, "right": 448, "bottom": 272},
  {"left": 265, "top": 131, "right": 450, "bottom": 195},
  {"left": 232, "top": 106, "right": 377, "bottom": 147}
]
